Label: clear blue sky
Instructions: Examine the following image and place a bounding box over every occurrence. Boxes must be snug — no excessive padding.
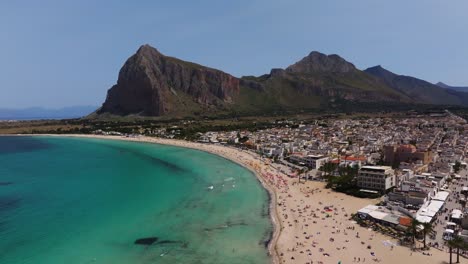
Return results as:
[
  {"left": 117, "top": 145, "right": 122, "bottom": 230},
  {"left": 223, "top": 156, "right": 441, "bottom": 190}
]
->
[{"left": 1, "top": 0, "right": 467, "bottom": 108}]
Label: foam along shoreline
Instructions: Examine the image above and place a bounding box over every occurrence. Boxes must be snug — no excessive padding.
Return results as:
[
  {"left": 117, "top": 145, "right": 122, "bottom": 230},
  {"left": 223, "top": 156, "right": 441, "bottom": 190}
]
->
[{"left": 18, "top": 134, "right": 454, "bottom": 264}]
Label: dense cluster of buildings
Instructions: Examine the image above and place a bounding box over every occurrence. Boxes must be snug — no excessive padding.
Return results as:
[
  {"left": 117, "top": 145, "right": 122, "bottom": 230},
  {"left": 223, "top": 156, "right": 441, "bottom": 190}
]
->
[
  {"left": 195, "top": 111, "right": 468, "bottom": 243},
  {"left": 198, "top": 111, "right": 466, "bottom": 187}
]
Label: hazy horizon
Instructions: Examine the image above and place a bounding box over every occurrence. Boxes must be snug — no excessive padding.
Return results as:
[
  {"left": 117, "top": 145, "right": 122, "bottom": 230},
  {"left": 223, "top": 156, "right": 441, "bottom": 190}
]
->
[
  {"left": 1, "top": 0, "right": 468, "bottom": 108},
  {"left": 0, "top": 105, "right": 98, "bottom": 120}
]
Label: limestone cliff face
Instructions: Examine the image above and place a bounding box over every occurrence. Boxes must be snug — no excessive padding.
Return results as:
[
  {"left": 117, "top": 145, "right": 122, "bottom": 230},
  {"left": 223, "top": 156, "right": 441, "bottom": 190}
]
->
[
  {"left": 99, "top": 44, "right": 239, "bottom": 116},
  {"left": 97, "top": 46, "right": 468, "bottom": 118}
]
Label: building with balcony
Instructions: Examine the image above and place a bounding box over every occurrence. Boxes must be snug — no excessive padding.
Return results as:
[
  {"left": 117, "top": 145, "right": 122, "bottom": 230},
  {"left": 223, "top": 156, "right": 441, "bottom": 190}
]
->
[{"left": 357, "top": 166, "right": 396, "bottom": 192}]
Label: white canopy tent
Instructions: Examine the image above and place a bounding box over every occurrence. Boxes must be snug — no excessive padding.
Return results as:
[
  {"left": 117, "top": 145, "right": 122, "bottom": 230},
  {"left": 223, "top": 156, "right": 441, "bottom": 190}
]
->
[{"left": 451, "top": 209, "right": 463, "bottom": 219}]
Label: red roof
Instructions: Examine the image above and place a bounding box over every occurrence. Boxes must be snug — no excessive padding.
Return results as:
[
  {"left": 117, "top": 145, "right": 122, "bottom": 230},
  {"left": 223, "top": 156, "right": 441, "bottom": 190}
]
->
[
  {"left": 341, "top": 156, "right": 366, "bottom": 161},
  {"left": 399, "top": 217, "right": 412, "bottom": 226}
]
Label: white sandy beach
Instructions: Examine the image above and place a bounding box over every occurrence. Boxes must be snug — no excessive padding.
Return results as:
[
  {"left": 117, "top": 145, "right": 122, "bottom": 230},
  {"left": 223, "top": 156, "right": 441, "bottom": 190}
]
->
[{"left": 39, "top": 134, "right": 454, "bottom": 264}]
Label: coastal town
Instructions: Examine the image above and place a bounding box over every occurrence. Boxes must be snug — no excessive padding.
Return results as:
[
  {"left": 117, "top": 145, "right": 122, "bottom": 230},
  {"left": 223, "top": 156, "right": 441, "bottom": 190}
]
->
[
  {"left": 3, "top": 2, "right": 468, "bottom": 264},
  {"left": 84, "top": 110, "right": 468, "bottom": 263}
]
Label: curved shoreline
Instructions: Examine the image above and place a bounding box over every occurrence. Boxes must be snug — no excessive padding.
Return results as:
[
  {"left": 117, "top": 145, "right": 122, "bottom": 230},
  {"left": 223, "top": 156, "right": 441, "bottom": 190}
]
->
[
  {"left": 24, "top": 134, "right": 282, "bottom": 264},
  {"left": 6, "top": 134, "right": 454, "bottom": 264}
]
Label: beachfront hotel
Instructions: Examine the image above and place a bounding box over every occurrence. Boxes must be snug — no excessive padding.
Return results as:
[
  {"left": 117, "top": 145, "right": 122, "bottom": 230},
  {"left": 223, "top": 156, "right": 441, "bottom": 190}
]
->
[{"left": 357, "top": 166, "right": 396, "bottom": 192}]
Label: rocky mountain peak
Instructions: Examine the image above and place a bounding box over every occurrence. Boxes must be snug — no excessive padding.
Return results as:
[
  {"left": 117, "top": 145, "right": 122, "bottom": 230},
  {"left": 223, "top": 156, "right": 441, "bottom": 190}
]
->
[
  {"left": 365, "top": 65, "right": 389, "bottom": 73},
  {"left": 435, "top": 82, "right": 468, "bottom": 92},
  {"left": 368, "top": 65, "right": 384, "bottom": 70},
  {"left": 133, "top": 44, "right": 161, "bottom": 58},
  {"left": 286, "top": 51, "right": 356, "bottom": 74},
  {"left": 96, "top": 46, "right": 468, "bottom": 118},
  {"left": 98, "top": 44, "right": 239, "bottom": 117},
  {"left": 435, "top": 82, "right": 449, "bottom": 88},
  {"left": 364, "top": 65, "right": 398, "bottom": 83},
  {"left": 137, "top": 43, "right": 158, "bottom": 53}
]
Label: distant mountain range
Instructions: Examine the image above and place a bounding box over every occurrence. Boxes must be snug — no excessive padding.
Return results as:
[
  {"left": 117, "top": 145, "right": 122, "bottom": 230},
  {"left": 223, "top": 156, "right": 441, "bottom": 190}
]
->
[
  {"left": 95, "top": 44, "right": 468, "bottom": 118},
  {"left": 364, "top": 66, "right": 468, "bottom": 106},
  {"left": 0, "top": 106, "right": 97, "bottom": 120},
  {"left": 436, "top": 82, "right": 468, "bottom": 92}
]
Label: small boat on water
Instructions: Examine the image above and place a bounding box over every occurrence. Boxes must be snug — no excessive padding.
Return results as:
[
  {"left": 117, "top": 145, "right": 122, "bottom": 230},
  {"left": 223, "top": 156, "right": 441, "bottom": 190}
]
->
[{"left": 208, "top": 185, "right": 214, "bottom": 190}]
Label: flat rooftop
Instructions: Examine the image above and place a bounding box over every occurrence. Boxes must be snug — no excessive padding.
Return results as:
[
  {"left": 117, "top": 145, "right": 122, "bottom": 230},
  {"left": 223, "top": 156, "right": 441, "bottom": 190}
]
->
[
  {"left": 361, "top": 165, "right": 393, "bottom": 171},
  {"left": 306, "top": 154, "right": 325, "bottom": 158}
]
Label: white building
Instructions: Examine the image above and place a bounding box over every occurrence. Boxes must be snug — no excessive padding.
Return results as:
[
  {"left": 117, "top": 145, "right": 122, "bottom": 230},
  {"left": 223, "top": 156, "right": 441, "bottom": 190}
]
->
[
  {"left": 258, "top": 146, "right": 283, "bottom": 157},
  {"left": 357, "top": 166, "right": 396, "bottom": 192},
  {"left": 289, "top": 154, "right": 329, "bottom": 170},
  {"left": 303, "top": 155, "right": 329, "bottom": 170}
]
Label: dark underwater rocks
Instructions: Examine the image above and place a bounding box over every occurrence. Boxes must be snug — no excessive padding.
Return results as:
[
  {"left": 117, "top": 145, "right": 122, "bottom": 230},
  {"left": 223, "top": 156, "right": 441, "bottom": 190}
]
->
[
  {"left": 134, "top": 237, "right": 158, "bottom": 245},
  {"left": 0, "top": 196, "right": 21, "bottom": 211},
  {"left": 134, "top": 237, "right": 187, "bottom": 247}
]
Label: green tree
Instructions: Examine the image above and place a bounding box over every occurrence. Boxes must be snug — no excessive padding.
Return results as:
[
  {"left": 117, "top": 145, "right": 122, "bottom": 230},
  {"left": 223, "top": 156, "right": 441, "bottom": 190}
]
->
[
  {"left": 448, "top": 243, "right": 453, "bottom": 264},
  {"left": 409, "top": 218, "right": 421, "bottom": 246},
  {"left": 421, "top": 222, "right": 434, "bottom": 249},
  {"left": 453, "top": 161, "right": 462, "bottom": 173},
  {"left": 297, "top": 167, "right": 308, "bottom": 183},
  {"left": 448, "top": 236, "right": 466, "bottom": 263},
  {"left": 320, "top": 162, "right": 337, "bottom": 177}
]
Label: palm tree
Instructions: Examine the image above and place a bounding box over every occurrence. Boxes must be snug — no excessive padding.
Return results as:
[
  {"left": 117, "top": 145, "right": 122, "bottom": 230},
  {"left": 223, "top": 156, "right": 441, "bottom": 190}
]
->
[
  {"left": 409, "top": 218, "right": 421, "bottom": 246},
  {"left": 449, "top": 236, "right": 465, "bottom": 263},
  {"left": 421, "top": 222, "right": 434, "bottom": 249},
  {"left": 302, "top": 167, "right": 309, "bottom": 181},
  {"left": 304, "top": 167, "right": 310, "bottom": 181},
  {"left": 297, "top": 167, "right": 307, "bottom": 183},
  {"left": 462, "top": 240, "right": 468, "bottom": 261},
  {"left": 448, "top": 243, "right": 453, "bottom": 264}
]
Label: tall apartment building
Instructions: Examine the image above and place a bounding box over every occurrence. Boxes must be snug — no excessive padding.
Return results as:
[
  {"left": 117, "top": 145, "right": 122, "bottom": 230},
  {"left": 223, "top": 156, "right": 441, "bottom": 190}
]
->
[{"left": 357, "top": 166, "right": 396, "bottom": 192}]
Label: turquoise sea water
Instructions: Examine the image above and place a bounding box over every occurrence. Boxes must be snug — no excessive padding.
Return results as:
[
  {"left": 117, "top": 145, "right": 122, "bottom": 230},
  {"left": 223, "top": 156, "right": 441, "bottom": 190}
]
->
[{"left": 0, "top": 136, "right": 272, "bottom": 264}]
